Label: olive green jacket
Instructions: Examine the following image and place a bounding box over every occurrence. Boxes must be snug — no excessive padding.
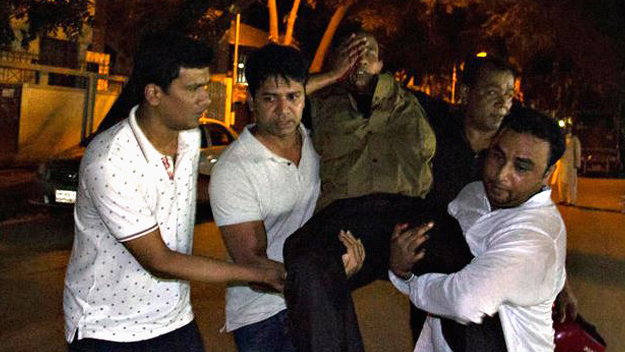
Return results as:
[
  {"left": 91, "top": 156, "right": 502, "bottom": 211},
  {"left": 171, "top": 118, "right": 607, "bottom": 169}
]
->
[{"left": 310, "top": 73, "right": 436, "bottom": 209}]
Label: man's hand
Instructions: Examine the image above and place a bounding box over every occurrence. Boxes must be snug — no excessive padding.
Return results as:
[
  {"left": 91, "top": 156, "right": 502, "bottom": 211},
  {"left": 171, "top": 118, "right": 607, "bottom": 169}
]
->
[
  {"left": 553, "top": 280, "right": 579, "bottom": 322},
  {"left": 340, "top": 230, "right": 365, "bottom": 278},
  {"left": 330, "top": 34, "right": 368, "bottom": 81},
  {"left": 389, "top": 222, "right": 432, "bottom": 280},
  {"left": 251, "top": 260, "right": 286, "bottom": 293}
]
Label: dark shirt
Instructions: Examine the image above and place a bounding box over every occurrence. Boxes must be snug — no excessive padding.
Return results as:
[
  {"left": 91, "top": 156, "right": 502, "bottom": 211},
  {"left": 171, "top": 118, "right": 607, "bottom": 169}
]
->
[{"left": 415, "top": 92, "right": 485, "bottom": 209}]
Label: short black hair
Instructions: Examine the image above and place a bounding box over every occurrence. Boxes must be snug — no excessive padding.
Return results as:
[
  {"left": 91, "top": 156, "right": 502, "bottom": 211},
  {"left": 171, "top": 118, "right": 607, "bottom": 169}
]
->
[
  {"left": 499, "top": 107, "right": 565, "bottom": 170},
  {"left": 244, "top": 44, "right": 309, "bottom": 97},
  {"left": 131, "top": 31, "right": 213, "bottom": 102},
  {"left": 462, "top": 56, "right": 515, "bottom": 87}
]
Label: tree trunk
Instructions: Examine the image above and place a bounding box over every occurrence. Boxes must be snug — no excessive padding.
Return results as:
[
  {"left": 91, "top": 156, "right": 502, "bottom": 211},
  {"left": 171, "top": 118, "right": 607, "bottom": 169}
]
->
[
  {"left": 309, "top": 2, "right": 353, "bottom": 73},
  {"left": 283, "top": 0, "right": 302, "bottom": 45},
  {"left": 268, "top": 0, "right": 279, "bottom": 43}
]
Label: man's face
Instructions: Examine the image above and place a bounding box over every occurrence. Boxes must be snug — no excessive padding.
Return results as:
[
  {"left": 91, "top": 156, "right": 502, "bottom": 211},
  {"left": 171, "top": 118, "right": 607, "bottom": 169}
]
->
[
  {"left": 159, "top": 67, "right": 211, "bottom": 131},
  {"left": 483, "top": 128, "right": 553, "bottom": 209},
  {"left": 466, "top": 69, "right": 515, "bottom": 131},
  {"left": 250, "top": 76, "right": 305, "bottom": 138},
  {"left": 347, "top": 34, "right": 383, "bottom": 91}
]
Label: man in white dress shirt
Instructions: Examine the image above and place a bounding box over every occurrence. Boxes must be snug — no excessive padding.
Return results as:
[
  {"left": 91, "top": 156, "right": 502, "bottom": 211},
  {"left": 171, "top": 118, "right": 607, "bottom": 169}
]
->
[{"left": 389, "top": 108, "right": 567, "bottom": 352}]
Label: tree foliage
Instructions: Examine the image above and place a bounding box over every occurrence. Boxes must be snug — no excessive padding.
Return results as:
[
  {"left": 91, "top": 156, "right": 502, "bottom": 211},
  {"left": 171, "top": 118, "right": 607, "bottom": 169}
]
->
[{"left": 0, "top": 0, "right": 92, "bottom": 50}]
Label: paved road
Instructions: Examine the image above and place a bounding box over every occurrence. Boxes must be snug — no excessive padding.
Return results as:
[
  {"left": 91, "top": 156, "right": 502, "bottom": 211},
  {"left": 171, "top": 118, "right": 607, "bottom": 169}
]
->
[{"left": 1, "top": 172, "right": 623, "bottom": 351}]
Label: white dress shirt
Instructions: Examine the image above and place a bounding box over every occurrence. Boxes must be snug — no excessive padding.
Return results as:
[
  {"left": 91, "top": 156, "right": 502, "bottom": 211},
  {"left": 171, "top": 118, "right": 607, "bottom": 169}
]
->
[{"left": 390, "top": 181, "right": 567, "bottom": 352}]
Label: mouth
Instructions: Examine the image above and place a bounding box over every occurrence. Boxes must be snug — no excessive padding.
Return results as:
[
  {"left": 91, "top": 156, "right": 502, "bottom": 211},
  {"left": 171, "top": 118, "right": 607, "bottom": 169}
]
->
[{"left": 486, "top": 182, "right": 508, "bottom": 197}]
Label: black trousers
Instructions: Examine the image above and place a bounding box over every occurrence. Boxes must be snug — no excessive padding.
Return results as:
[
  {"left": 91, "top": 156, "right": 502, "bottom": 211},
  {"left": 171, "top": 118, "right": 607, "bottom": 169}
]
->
[
  {"left": 67, "top": 320, "right": 205, "bottom": 352},
  {"left": 283, "top": 194, "right": 506, "bottom": 352}
]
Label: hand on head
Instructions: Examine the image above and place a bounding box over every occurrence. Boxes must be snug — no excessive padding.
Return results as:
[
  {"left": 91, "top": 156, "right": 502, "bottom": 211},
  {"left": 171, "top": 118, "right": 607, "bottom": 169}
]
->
[{"left": 331, "top": 34, "right": 368, "bottom": 81}]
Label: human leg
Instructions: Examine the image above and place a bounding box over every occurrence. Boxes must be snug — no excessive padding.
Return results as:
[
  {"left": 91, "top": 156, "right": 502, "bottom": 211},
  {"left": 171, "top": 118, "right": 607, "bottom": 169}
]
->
[{"left": 283, "top": 194, "right": 411, "bottom": 352}]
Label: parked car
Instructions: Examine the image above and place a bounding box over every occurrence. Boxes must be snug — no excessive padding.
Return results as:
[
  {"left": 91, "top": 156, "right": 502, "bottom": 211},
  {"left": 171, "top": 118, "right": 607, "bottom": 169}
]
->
[
  {"left": 30, "top": 119, "right": 238, "bottom": 208},
  {"left": 580, "top": 148, "right": 621, "bottom": 177}
]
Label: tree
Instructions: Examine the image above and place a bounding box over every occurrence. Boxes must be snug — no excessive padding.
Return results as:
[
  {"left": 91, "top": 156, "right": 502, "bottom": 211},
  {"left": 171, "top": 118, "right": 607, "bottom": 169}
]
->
[{"left": 0, "top": 0, "right": 93, "bottom": 50}]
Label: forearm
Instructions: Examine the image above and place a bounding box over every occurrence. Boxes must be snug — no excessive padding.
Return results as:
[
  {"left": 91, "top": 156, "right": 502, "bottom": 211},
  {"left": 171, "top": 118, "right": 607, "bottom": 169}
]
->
[
  {"left": 306, "top": 70, "right": 342, "bottom": 95},
  {"left": 149, "top": 250, "right": 268, "bottom": 284}
]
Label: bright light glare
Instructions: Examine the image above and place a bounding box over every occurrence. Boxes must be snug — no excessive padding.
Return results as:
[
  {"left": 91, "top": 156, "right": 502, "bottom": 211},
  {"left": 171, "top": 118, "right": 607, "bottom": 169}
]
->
[
  {"left": 476, "top": 52, "right": 488, "bottom": 57},
  {"left": 238, "top": 63, "right": 245, "bottom": 68},
  {"left": 558, "top": 120, "right": 566, "bottom": 128}
]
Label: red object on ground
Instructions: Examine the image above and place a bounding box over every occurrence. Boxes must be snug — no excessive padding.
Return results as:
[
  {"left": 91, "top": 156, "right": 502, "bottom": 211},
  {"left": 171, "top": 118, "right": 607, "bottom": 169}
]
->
[{"left": 554, "top": 315, "right": 606, "bottom": 352}]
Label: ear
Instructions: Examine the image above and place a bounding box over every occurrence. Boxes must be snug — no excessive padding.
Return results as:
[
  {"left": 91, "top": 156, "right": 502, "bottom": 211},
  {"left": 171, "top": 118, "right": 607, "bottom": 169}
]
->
[
  {"left": 373, "top": 60, "right": 383, "bottom": 75},
  {"left": 543, "top": 163, "right": 557, "bottom": 185},
  {"left": 144, "top": 83, "right": 162, "bottom": 106},
  {"left": 457, "top": 84, "right": 469, "bottom": 105}
]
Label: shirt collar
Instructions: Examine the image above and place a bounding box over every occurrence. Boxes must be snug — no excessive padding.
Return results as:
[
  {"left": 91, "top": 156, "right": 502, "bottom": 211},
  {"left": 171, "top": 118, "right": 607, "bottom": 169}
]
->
[
  {"left": 240, "top": 123, "right": 309, "bottom": 163},
  {"left": 128, "top": 105, "right": 194, "bottom": 163},
  {"left": 454, "top": 181, "right": 554, "bottom": 214}
]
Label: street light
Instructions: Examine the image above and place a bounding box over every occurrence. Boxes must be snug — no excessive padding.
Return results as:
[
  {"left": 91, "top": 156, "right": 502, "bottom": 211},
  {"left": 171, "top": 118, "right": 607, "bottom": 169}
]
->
[{"left": 476, "top": 51, "right": 488, "bottom": 58}]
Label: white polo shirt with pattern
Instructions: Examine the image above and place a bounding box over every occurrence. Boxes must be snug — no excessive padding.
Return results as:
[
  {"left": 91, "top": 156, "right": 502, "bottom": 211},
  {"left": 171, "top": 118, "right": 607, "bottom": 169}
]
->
[
  {"left": 63, "top": 105, "right": 200, "bottom": 343},
  {"left": 209, "top": 124, "right": 320, "bottom": 332}
]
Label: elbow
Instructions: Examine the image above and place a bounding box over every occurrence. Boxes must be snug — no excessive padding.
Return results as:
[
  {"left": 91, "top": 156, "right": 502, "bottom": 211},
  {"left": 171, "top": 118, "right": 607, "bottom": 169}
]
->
[
  {"left": 139, "top": 250, "right": 179, "bottom": 280},
  {"left": 452, "top": 293, "right": 497, "bottom": 324}
]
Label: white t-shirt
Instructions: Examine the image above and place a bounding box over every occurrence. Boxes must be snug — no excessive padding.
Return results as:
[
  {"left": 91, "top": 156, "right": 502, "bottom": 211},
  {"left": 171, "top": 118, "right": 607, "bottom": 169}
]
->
[
  {"left": 64, "top": 106, "right": 200, "bottom": 343},
  {"left": 209, "top": 124, "right": 320, "bottom": 331},
  {"left": 390, "top": 181, "right": 567, "bottom": 352}
]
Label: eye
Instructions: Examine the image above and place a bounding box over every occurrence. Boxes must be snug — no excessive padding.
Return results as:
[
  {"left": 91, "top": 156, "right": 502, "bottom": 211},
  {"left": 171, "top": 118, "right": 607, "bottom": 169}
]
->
[
  {"left": 515, "top": 164, "right": 530, "bottom": 172},
  {"left": 262, "top": 96, "right": 275, "bottom": 102},
  {"left": 287, "top": 93, "right": 301, "bottom": 101}
]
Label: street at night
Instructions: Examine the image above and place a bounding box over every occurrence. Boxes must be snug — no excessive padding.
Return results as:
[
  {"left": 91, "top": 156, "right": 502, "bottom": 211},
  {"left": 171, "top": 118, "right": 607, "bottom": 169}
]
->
[{"left": 1, "top": 170, "right": 624, "bottom": 351}]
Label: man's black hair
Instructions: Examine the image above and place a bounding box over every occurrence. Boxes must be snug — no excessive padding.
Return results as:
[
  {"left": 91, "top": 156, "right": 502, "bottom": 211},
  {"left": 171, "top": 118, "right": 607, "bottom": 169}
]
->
[
  {"left": 131, "top": 31, "right": 213, "bottom": 102},
  {"left": 499, "top": 107, "right": 566, "bottom": 170},
  {"left": 244, "top": 44, "right": 309, "bottom": 97},
  {"left": 461, "top": 56, "right": 515, "bottom": 87}
]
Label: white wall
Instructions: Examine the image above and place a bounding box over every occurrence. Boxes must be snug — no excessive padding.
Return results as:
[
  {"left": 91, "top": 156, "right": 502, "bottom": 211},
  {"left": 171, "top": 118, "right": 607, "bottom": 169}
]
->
[{"left": 15, "top": 84, "right": 117, "bottom": 163}]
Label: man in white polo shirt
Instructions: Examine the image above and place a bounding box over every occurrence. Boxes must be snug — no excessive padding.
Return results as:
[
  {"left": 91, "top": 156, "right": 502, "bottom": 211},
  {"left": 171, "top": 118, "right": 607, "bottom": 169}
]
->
[
  {"left": 209, "top": 44, "right": 364, "bottom": 352},
  {"left": 63, "top": 31, "right": 284, "bottom": 352}
]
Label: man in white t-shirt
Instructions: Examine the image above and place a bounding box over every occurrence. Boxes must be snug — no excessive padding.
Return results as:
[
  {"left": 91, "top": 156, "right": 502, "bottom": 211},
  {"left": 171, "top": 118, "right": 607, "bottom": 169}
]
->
[
  {"left": 63, "top": 31, "right": 284, "bottom": 352},
  {"left": 389, "top": 109, "right": 568, "bottom": 351},
  {"left": 209, "top": 44, "right": 364, "bottom": 352}
]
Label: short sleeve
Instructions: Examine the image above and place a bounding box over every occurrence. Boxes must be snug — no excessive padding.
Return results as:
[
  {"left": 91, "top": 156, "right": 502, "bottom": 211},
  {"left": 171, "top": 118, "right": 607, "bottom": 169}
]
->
[
  {"left": 83, "top": 160, "right": 157, "bottom": 242},
  {"left": 209, "top": 160, "right": 262, "bottom": 226}
]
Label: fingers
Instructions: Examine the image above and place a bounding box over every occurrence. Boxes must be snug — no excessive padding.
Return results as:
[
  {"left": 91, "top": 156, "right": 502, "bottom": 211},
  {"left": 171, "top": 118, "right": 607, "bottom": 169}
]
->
[
  {"left": 395, "top": 222, "right": 432, "bottom": 248},
  {"left": 392, "top": 223, "right": 410, "bottom": 239},
  {"left": 339, "top": 230, "right": 365, "bottom": 277}
]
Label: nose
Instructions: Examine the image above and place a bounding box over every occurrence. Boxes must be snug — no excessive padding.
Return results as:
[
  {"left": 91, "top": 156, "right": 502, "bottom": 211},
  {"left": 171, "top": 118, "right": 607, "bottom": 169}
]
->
[
  {"left": 495, "top": 162, "right": 514, "bottom": 183},
  {"left": 198, "top": 88, "right": 211, "bottom": 108},
  {"left": 275, "top": 96, "right": 288, "bottom": 113}
]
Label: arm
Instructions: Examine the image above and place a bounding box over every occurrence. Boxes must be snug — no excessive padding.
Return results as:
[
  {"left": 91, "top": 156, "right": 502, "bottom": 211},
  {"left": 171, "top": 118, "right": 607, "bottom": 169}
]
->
[
  {"left": 553, "top": 278, "right": 579, "bottom": 322},
  {"left": 219, "top": 222, "right": 366, "bottom": 286},
  {"left": 219, "top": 220, "right": 285, "bottom": 291},
  {"left": 306, "top": 34, "right": 367, "bottom": 95},
  {"left": 122, "top": 228, "right": 284, "bottom": 290},
  {"left": 391, "top": 230, "right": 558, "bottom": 324},
  {"left": 573, "top": 136, "right": 582, "bottom": 169},
  {"left": 389, "top": 222, "right": 431, "bottom": 279}
]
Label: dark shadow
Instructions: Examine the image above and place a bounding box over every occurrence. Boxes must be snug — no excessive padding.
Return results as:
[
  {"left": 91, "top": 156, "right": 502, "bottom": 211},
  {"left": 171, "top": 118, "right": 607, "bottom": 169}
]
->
[{"left": 566, "top": 250, "right": 625, "bottom": 288}]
